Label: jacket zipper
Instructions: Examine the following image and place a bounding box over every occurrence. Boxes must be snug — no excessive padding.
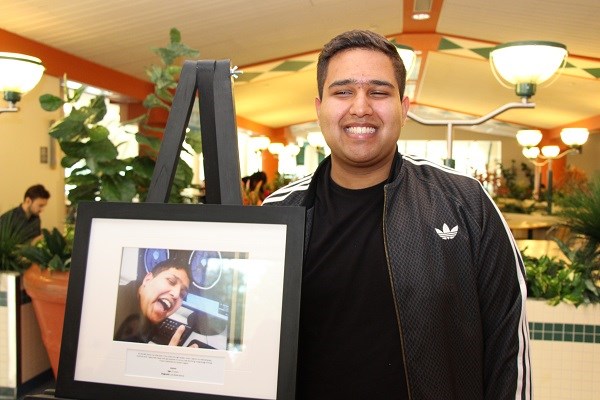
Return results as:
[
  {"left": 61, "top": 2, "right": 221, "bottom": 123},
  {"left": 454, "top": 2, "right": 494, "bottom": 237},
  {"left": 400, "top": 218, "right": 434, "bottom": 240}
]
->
[{"left": 383, "top": 185, "right": 413, "bottom": 399}]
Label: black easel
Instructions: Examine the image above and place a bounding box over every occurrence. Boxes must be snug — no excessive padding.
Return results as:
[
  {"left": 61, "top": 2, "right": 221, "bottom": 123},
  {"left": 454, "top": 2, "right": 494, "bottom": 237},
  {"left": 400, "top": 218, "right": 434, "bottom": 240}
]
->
[
  {"left": 146, "top": 59, "right": 242, "bottom": 205},
  {"left": 23, "top": 60, "right": 243, "bottom": 400}
]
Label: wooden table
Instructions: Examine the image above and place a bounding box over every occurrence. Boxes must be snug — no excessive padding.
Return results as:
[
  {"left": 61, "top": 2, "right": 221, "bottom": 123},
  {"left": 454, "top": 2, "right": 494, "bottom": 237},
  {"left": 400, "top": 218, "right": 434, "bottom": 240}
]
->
[{"left": 502, "top": 212, "right": 563, "bottom": 240}]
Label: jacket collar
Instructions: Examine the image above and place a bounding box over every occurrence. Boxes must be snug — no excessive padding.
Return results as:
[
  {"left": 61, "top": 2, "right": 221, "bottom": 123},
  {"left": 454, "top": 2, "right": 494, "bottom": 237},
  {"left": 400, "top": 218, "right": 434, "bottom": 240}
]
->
[{"left": 305, "top": 150, "right": 403, "bottom": 208}]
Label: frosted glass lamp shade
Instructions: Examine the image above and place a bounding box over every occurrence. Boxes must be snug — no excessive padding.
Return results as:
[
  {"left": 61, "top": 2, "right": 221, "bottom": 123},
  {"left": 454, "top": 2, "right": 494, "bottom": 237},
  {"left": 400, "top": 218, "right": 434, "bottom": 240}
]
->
[
  {"left": 522, "top": 147, "right": 540, "bottom": 159},
  {"left": 0, "top": 52, "right": 45, "bottom": 99},
  {"left": 516, "top": 129, "right": 543, "bottom": 148},
  {"left": 490, "top": 41, "right": 567, "bottom": 97},
  {"left": 541, "top": 145, "right": 560, "bottom": 158},
  {"left": 560, "top": 128, "right": 589, "bottom": 147}
]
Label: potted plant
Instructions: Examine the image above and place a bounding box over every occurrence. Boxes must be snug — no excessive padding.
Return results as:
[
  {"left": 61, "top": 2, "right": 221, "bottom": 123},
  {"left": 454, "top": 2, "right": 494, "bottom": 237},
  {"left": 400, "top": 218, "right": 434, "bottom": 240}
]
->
[
  {"left": 0, "top": 215, "right": 52, "bottom": 396},
  {"left": 21, "top": 227, "right": 72, "bottom": 378}
]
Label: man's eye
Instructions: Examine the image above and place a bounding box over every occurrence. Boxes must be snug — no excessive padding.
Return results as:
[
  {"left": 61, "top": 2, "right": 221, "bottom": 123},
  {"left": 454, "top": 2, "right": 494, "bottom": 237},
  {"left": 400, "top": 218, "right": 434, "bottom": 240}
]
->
[
  {"left": 334, "top": 90, "right": 352, "bottom": 96},
  {"left": 371, "top": 91, "right": 389, "bottom": 97}
]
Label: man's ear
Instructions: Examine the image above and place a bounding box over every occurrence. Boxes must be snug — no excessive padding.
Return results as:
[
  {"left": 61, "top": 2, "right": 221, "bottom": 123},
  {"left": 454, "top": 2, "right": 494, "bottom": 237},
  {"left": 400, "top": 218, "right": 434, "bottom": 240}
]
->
[
  {"left": 142, "top": 272, "right": 154, "bottom": 285},
  {"left": 315, "top": 96, "right": 322, "bottom": 119},
  {"left": 400, "top": 96, "right": 410, "bottom": 127}
]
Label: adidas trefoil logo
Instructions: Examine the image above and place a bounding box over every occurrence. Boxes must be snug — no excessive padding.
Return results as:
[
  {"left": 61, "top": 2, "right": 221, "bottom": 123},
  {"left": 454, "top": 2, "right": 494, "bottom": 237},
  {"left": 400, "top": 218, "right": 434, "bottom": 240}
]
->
[{"left": 435, "top": 223, "right": 458, "bottom": 240}]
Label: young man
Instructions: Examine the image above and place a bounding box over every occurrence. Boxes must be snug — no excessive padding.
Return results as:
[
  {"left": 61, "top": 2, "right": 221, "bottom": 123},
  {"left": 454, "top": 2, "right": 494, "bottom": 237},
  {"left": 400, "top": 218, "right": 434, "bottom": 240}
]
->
[
  {"left": 114, "top": 258, "right": 192, "bottom": 346},
  {"left": 264, "top": 30, "right": 531, "bottom": 399},
  {"left": 0, "top": 184, "right": 50, "bottom": 243}
]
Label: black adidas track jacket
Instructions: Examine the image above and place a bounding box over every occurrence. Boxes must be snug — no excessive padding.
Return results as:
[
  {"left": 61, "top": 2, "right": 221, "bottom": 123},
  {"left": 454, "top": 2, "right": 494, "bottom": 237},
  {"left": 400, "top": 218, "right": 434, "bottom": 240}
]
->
[{"left": 263, "top": 152, "right": 532, "bottom": 400}]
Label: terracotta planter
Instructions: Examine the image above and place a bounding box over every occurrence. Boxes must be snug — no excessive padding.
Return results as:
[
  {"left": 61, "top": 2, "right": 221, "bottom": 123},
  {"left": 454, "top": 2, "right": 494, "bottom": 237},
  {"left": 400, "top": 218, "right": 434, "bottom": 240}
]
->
[{"left": 22, "top": 264, "right": 69, "bottom": 378}]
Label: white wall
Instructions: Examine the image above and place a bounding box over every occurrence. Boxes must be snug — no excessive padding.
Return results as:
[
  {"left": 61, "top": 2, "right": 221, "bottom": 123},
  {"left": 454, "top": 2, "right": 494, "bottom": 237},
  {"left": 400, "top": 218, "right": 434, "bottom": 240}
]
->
[{"left": 0, "top": 75, "right": 65, "bottom": 232}]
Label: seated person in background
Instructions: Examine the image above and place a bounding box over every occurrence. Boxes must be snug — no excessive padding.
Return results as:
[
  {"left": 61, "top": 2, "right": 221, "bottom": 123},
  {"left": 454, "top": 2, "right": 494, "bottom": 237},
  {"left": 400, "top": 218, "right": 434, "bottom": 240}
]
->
[
  {"left": 0, "top": 184, "right": 50, "bottom": 244},
  {"left": 114, "top": 258, "right": 192, "bottom": 346}
]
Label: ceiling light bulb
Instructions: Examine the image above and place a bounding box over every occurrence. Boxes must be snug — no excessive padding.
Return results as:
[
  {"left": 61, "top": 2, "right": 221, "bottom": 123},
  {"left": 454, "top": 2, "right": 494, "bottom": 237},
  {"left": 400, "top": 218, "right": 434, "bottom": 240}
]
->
[{"left": 412, "top": 13, "right": 430, "bottom": 20}]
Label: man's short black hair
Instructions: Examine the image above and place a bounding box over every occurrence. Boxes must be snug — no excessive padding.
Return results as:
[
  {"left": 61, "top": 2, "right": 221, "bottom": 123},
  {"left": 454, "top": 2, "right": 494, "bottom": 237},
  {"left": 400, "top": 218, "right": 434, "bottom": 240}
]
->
[
  {"left": 316, "top": 30, "right": 407, "bottom": 99},
  {"left": 24, "top": 184, "right": 50, "bottom": 201},
  {"left": 150, "top": 258, "right": 193, "bottom": 284}
]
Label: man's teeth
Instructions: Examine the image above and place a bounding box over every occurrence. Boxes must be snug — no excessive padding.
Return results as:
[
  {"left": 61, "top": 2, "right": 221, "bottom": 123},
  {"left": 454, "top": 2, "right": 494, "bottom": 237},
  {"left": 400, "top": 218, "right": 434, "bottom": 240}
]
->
[
  {"left": 346, "top": 126, "right": 375, "bottom": 134},
  {"left": 158, "top": 298, "right": 172, "bottom": 311}
]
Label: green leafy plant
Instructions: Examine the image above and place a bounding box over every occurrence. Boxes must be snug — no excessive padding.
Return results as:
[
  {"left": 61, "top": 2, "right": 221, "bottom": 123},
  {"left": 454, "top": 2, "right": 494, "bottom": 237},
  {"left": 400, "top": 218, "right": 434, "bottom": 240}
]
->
[
  {"left": 39, "top": 28, "right": 201, "bottom": 208},
  {"left": 20, "top": 228, "right": 73, "bottom": 272},
  {"left": 523, "top": 252, "right": 600, "bottom": 306},
  {"left": 0, "top": 214, "right": 30, "bottom": 273},
  {"left": 524, "top": 174, "right": 600, "bottom": 306},
  {"left": 555, "top": 174, "right": 600, "bottom": 252}
]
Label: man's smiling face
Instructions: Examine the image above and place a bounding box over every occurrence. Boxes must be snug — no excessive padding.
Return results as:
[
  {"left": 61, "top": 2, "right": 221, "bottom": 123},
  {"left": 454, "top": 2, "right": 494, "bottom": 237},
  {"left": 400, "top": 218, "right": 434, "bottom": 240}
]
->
[
  {"left": 138, "top": 267, "right": 190, "bottom": 324},
  {"left": 316, "top": 48, "right": 409, "bottom": 187}
]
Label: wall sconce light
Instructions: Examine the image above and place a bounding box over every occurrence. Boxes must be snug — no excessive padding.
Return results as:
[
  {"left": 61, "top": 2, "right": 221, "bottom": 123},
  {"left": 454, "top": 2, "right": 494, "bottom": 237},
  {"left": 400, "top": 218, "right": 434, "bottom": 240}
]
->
[
  {"left": 0, "top": 52, "right": 45, "bottom": 114},
  {"left": 516, "top": 127, "right": 589, "bottom": 214},
  {"left": 490, "top": 41, "right": 568, "bottom": 99},
  {"left": 407, "top": 40, "right": 567, "bottom": 168}
]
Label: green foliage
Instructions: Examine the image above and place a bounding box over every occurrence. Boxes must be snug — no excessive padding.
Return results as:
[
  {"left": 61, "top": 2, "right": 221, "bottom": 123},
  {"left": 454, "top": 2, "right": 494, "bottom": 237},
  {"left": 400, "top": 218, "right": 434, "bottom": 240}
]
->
[
  {"left": 0, "top": 214, "right": 30, "bottom": 273},
  {"left": 523, "top": 251, "right": 600, "bottom": 306},
  {"left": 39, "top": 28, "right": 201, "bottom": 207},
  {"left": 526, "top": 176, "right": 600, "bottom": 306},
  {"left": 555, "top": 174, "right": 600, "bottom": 251},
  {"left": 20, "top": 228, "right": 73, "bottom": 272}
]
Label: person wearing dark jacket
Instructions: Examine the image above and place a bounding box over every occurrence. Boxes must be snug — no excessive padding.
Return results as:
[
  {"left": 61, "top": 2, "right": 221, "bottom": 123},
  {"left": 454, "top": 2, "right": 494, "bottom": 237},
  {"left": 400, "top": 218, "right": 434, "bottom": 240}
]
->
[
  {"left": 263, "top": 30, "right": 531, "bottom": 399},
  {"left": 0, "top": 184, "right": 50, "bottom": 244}
]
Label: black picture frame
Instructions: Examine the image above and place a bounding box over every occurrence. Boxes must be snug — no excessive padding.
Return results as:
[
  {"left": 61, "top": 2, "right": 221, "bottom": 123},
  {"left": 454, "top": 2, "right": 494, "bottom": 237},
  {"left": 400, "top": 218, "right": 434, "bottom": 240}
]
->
[{"left": 56, "top": 201, "right": 304, "bottom": 400}]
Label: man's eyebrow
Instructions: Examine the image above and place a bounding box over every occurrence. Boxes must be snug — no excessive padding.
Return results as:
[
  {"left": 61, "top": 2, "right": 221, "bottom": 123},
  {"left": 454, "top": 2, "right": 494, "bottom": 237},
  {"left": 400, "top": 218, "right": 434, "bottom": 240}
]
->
[{"left": 328, "top": 79, "right": 395, "bottom": 89}]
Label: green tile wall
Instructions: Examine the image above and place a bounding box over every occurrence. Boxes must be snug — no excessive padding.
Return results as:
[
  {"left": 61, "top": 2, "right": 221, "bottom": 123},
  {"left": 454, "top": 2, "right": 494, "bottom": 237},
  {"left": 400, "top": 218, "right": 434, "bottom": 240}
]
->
[{"left": 529, "top": 322, "right": 600, "bottom": 343}]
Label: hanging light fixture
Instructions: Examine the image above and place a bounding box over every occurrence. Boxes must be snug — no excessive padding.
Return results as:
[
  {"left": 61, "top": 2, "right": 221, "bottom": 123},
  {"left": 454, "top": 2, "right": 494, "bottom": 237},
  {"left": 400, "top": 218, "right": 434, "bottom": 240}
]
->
[
  {"left": 408, "top": 41, "right": 567, "bottom": 168},
  {"left": 490, "top": 41, "right": 567, "bottom": 99},
  {"left": 0, "top": 52, "right": 45, "bottom": 113}
]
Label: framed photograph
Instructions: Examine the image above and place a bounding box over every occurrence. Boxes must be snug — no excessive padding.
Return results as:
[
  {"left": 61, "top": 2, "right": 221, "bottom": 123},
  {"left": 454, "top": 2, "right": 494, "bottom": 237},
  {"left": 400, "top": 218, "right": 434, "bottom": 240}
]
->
[{"left": 56, "top": 201, "right": 305, "bottom": 400}]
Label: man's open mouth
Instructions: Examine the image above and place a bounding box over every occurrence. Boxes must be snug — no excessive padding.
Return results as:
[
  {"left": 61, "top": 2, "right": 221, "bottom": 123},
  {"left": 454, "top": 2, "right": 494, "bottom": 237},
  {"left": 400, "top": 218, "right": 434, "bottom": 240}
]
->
[{"left": 158, "top": 298, "right": 172, "bottom": 312}]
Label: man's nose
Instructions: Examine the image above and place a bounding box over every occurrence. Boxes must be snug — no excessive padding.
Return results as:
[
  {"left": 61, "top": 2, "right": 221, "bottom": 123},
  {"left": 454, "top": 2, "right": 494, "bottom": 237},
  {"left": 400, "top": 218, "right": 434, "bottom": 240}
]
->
[{"left": 349, "top": 93, "right": 372, "bottom": 117}]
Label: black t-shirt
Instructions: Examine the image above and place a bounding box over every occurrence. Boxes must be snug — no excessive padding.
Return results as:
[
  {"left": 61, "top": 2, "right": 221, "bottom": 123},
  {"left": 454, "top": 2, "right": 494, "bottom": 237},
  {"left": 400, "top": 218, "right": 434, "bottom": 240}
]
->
[{"left": 297, "top": 174, "right": 408, "bottom": 399}]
